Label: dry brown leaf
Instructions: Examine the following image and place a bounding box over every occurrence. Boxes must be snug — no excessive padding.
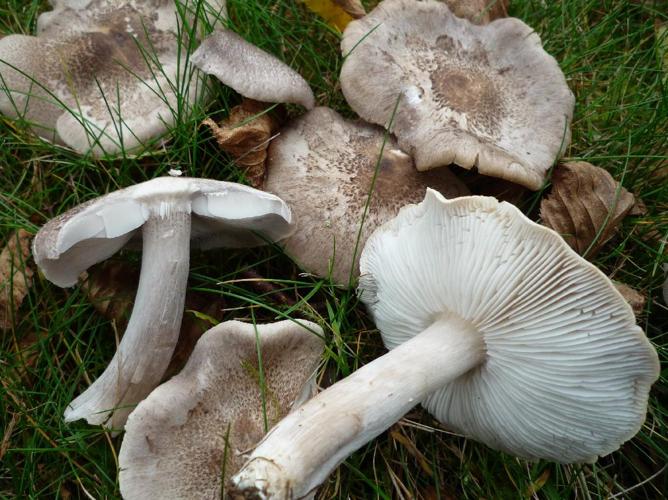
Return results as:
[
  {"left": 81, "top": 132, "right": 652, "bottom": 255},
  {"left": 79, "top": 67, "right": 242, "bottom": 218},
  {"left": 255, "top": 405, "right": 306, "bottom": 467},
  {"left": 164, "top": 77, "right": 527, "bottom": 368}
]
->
[
  {"left": 333, "top": 0, "right": 366, "bottom": 18},
  {"left": 0, "top": 229, "right": 34, "bottom": 331},
  {"left": 80, "top": 260, "right": 226, "bottom": 378},
  {"left": 443, "top": 0, "right": 509, "bottom": 24},
  {"left": 540, "top": 161, "right": 636, "bottom": 257},
  {"left": 613, "top": 282, "right": 646, "bottom": 315},
  {"left": 204, "top": 100, "right": 276, "bottom": 188}
]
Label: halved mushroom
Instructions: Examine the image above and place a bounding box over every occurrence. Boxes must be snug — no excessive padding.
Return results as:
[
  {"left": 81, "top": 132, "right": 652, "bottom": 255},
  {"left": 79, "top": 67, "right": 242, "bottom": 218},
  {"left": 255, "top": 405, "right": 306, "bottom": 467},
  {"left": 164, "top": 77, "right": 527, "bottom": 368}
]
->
[
  {"left": 191, "top": 28, "right": 315, "bottom": 109},
  {"left": 265, "top": 107, "right": 468, "bottom": 285},
  {"left": 32, "top": 176, "right": 293, "bottom": 430},
  {"left": 0, "top": 0, "right": 225, "bottom": 156},
  {"left": 340, "top": 0, "right": 575, "bottom": 190},
  {"left": 119, "top": 319, "right": 324, "bottom": 500},
  {"left": 230, "top": 191, "right": 659, "bottom": 498}
]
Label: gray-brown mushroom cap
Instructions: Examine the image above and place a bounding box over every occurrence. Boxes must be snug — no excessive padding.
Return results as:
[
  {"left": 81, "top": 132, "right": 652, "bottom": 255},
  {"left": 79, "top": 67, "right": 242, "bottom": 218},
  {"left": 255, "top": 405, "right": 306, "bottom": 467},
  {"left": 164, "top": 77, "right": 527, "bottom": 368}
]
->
[
  {"left": 118, "top": 319, "right": 324, "bottom": 500},
  {"left": 191, "top": 29, "right": 315, "bottom": 109},
  {"left": 340, "top": 0, "right": 575, "bottom": 190},
  {"left": 0, "top": 0, "right": 225, "bottom": 156},
  {"left": 265, "top": 107, "right": 469, "bottom": 286}
]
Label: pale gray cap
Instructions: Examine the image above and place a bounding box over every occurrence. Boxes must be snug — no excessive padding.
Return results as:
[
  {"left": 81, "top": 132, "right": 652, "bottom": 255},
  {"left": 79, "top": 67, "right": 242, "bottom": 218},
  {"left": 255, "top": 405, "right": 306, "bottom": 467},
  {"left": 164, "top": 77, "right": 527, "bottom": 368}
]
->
[
  {"left": 118, "top": 319, "right": 324, "bottom": 500},
  {"left": 0, "top": 0, "right": 225, "bottom": 156},
  {"left": 359, "top": 190, "right": 660, "bottom": 462},
  {"left": 192, "top": 29, "right": 315, "bottom": 109},
  {"left": 265, "top": 107, "right": 469, "bottom": 285},
  {"left": 32, "top": 177, "right": 293, "bottom": 287},
  {"left": 340, "top": 0, "right": 575, "bottom": 190}
]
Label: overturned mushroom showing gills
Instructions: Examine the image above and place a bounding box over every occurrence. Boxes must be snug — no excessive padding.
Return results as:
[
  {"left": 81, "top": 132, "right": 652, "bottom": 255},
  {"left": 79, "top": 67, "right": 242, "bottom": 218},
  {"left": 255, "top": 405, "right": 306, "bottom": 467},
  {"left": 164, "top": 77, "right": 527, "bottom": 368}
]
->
[
  {"left": 0, "top": 0, "right": 226, "bottom": 156},
  {"left": 230, "top": 191, "right": 660, "bottom": 498},
  {"left": 32, "top": 177, "right": 293, "bottom": 430},
  {"left": 265, "top": 106, "right": 468, "bottom": 285},
  {"left": 192, "top": 29, "right": 315, "bottom": 109},
  {"left": 119, "top": 319, "right": 324, "bottom": 500},
  {"left": 340, "top": 0, "right": 574, "bottom": 190}
]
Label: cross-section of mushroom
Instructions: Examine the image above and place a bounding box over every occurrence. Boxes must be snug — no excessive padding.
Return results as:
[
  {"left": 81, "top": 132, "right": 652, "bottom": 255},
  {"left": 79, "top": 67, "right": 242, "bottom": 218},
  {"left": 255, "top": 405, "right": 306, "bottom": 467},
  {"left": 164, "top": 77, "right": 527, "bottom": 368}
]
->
[
  {"left": 0, "top": 0, "right": 226, "bottom": 156},
  {"left": 340, "top": 0, "right": 575, "bottom": 190},
  {"left": 119, "top": 319, "right": 324, "bottom": 500},
  {"left": 191, "top": 28, "right": 315, "bottom": 109},
  {"left": 265, "top": 107, "right": 468, "bottom": 285},
  {"left": 229, "top": 191, "right": 659, "bottom": 498},
  {"left": 32, "top": 176, "right": 293, "bottom": 430}
]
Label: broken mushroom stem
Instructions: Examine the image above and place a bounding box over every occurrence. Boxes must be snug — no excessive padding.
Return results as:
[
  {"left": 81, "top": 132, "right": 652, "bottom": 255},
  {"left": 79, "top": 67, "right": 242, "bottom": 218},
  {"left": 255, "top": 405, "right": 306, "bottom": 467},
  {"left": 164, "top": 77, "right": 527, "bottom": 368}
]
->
[
  {"left": 230, "top": 312, "right": 485, "bottom": 498},
  {"left": 65, "top": 206, "right": 192, "bottom": 427}
]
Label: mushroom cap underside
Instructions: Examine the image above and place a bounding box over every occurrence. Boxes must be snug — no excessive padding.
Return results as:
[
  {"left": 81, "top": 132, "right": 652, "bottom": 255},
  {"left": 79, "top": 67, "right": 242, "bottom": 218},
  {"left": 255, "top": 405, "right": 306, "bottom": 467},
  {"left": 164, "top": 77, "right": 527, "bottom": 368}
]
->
[
  {"left": 32, "top": 177, "right": 293, "bottom": 287},
  {"left": 359, "top": 190, "right": 660, "bottom": 462}
]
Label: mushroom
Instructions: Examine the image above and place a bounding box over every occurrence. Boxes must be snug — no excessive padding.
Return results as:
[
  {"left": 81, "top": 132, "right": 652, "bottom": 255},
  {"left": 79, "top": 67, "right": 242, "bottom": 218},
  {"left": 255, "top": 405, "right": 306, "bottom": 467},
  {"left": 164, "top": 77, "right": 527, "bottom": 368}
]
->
[
  {"left": 340, "top": 0, "right": 575, "bottom": 190},
  {"left": 0, "top": 0, "right": 225, "bottom": 156},
  {"left": 265, "top": 106, "right": 468, "bottom": 285},
  {"left": 119, "top": 319, "right": 324, "bottom": 500},
  {"left": 32, "top": 176, "right": 293, "bottom": 430},
  {"left": 230, "top": 190, "right": 660, "bottom": 498},
  {"left": 191, "top": 28, "right": 315, "bottom": 109}
]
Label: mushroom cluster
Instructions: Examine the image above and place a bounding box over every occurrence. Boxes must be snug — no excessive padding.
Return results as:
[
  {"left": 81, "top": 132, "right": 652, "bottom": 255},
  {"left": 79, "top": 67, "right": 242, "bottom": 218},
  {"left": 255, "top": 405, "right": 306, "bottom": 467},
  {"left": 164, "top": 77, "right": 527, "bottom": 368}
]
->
[{"left": 10, "top": 0, "right": 662, "bottom": 498}]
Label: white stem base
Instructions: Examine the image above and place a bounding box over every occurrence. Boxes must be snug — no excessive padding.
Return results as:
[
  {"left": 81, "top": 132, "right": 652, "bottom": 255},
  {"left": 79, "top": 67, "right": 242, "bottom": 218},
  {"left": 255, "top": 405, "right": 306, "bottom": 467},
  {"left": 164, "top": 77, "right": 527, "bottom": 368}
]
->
[
  {"left": 229, "top": 313, "right": 485, "bottom": 499},
  {"left": 64, "top": 212, "right": 191, "bottom": 430}
]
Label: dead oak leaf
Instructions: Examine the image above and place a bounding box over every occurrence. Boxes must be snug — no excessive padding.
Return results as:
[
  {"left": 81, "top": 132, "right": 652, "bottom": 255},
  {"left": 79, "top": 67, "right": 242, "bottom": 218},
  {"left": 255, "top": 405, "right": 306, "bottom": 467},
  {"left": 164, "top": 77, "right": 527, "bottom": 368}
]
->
[
  {"left": 540, "top": 161, "right": 635, "bottom": 258},
  {"left": 0, "top": 229, "right": 34, "bottom": 331},
  {"left": 204, "top": 100, "right": 276, "bottom": 188},
  {"left": 333, "top": 0, "right": 366, "bottom": 19}
]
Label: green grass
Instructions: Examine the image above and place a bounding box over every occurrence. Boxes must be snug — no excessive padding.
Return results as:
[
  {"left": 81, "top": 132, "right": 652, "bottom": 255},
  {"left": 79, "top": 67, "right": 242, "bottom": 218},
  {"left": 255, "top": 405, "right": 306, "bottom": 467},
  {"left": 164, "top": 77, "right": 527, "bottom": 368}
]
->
[{"left": 1, "top": 0, "right": 666, "bottom": 498}]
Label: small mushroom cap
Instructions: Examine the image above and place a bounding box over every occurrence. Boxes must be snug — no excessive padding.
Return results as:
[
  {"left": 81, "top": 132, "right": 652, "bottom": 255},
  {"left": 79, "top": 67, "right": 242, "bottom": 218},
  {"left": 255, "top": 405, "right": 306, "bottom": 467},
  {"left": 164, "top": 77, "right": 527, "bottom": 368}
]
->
[
  {"left": 265, "top": 107, "right": 469, "bottom": 285},
  {"left": 340, "top": 0, "right": 575, "bottom": 190},
  {"left": 118, "top": 319, "right": 324, "bottom": 500},
  {"left": 191, "top": 29, "right": 315, "bottom": 109},
  {"left": 0, "top": 0, "right": 220, "bottom": 156},
  {"left": 359, "top": 190, "right": 660, "bottom": 462},
  {"left": 32, "top": 177, "right": 293, "bottom": 287}
]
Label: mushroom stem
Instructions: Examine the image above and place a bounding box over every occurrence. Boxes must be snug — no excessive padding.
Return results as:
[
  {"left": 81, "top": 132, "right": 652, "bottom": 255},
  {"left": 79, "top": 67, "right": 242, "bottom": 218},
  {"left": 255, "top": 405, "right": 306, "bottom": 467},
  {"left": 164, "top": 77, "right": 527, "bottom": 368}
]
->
[
  {"left": 229, "top": 312, "right": 485, "bottom": 498},
  {"left": 64, "top": 210, "right": 192, "bottom": 430}
]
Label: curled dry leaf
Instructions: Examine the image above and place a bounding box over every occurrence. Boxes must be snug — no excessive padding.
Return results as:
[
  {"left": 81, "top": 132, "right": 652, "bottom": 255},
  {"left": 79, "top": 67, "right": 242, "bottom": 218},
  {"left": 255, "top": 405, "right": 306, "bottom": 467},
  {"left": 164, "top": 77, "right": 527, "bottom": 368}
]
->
[
  {"left": 613, "top": 282, "right": 646, "bottom": 315},
  {"left": 80, "top": 260, "right": 226, "bottom": 378},
  {"left": 0, "top": 229, "right": 33, "bottom": 331},
  {"left": 203, "top": 100, "right": 276, "bottom": 188},
  {"left": 443, "top": 0, "right": 509, "bottom": 24},
  {"left": 540, "top": 161, "right": 636, "bottom": 257}
]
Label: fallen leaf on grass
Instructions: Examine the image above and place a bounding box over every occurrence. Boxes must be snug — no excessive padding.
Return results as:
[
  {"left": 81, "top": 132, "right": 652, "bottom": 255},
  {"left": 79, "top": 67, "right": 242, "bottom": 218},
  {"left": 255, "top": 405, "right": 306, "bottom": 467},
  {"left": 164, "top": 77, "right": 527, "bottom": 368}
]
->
[
  {"left": 613, "top": 282, "right": 646, "bottom": 315},
  {"left": 301, "top": 0, "right": 359, "bottom": 31},
  {"left": 540, "top": 161, "right": 635, "bottom": 257},
  {"left": 203, "top": 100, "right": 276, "bottom": 188},
  {"left": 0, "top": 229, "right": 34, "bottom": 331},
  {"left": 443, "top": 0, "right": 509, "bottom": 24}
]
